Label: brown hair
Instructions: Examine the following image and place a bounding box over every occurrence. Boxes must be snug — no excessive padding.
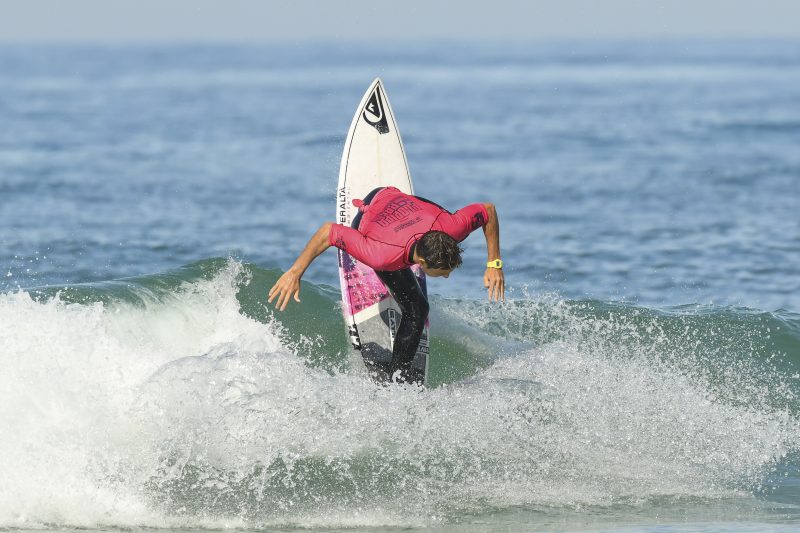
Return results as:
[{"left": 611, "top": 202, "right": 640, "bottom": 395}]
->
[{"left": 417, "top": 231, "right": 463, "bottom": 270}]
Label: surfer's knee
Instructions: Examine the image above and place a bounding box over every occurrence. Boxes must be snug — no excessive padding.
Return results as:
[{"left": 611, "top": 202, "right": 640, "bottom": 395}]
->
[{"left": 412, "top": 297, "right": 429, "bottom": 327}]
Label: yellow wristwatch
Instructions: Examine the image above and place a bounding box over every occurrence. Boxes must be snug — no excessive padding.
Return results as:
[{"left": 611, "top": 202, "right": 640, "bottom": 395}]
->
[{"left": 487, "top": 259, "right": 503, "bottom": 269}]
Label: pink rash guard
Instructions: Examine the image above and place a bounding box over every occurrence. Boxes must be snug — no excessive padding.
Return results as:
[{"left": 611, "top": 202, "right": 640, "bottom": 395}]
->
[{"left": 329, "top": 187, "right": 489, "bottom": 271}]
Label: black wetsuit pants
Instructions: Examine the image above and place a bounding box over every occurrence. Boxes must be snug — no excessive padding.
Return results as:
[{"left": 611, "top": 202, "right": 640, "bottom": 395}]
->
[
  {"left": 353, "top": 187, "right": 429, "bottom": 384},
  {"left": 374, "top": 269, "right": 428, "bottom": 383}
]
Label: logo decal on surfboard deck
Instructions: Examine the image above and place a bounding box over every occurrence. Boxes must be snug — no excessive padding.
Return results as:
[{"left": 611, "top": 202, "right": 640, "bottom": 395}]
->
[
  {"left": 387, "top": 308, "right": 398, "bottom": 348},
  {"left": 363, "top": 87, "right": 390, "bottom": 134},
  {"left": 347, "top": 325, "right": 361, "bottom": 350}
]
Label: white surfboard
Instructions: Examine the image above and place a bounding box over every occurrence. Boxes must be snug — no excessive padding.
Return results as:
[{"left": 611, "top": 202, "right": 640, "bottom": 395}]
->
[{"left": 335, "top": 78, "right": 429, "bottom": 383}]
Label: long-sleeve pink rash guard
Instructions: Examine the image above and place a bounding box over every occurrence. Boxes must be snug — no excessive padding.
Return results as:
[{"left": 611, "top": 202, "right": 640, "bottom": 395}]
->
[{"left": 329, "top": 187, "right": 489, "bottom": 271}]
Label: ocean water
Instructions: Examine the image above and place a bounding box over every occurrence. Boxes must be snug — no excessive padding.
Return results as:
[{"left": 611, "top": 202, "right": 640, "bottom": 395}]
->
[{"left": 0, "top": 41, "right": 799, "bottom": 532}]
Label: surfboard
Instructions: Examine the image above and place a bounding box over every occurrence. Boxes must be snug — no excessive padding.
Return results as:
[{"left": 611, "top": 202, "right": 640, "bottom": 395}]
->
[{"left": 335, "top": 78, "right": 430, "bottom": 383}]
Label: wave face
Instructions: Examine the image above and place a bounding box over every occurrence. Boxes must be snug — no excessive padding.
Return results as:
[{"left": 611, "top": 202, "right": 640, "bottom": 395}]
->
[{"left": 1, "top": 259, "right": 799, "bottom": 529}]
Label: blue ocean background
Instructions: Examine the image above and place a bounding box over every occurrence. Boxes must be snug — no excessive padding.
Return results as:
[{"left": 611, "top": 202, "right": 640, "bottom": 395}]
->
[{"left": 1, "top": 41, "right": 799, "bottom": 532}]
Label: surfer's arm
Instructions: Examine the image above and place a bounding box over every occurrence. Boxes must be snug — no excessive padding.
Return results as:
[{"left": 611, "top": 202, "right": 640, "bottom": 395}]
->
[
  {"left": 268, "top": 222, "right": 333, "bottom": 311},
  {"left": 482, "top": 203, "right": 504, "bottom": 302},
  {"left": 444, "top": 202, "right": 504, "bottom": 301},
  {"left": 328, "top": 224, "right": 396, "bottom": 271}
]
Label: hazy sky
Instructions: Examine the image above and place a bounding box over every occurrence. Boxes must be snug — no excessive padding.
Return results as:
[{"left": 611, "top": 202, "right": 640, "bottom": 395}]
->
[{"left": 1, "top": 0, "right": 798, "bottom": 42}]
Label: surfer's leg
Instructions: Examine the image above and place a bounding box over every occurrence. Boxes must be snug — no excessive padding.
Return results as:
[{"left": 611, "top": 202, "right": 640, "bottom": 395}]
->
[{"left": 375, "top": 268, "right": 428, "bottom": 383}]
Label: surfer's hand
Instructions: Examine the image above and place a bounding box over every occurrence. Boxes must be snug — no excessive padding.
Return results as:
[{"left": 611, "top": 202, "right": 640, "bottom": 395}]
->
[
  {"left": 268, "top": 269, "right": 302, "bottom": 311},
  {"left": 484, "top": 267, "right": 505, "bottom": 302}
]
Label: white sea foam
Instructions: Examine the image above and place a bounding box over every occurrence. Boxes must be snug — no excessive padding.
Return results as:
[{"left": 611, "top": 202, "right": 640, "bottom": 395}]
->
[
  {"left": 0, "top": 261, "right": 279, "bottom": 527},
  {"left": 0, "top": 263, "right": 797, "bottom": 528}
]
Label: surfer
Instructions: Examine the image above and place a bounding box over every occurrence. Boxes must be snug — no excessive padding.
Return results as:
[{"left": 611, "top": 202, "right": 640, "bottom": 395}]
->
[{"left": 269, "top": 186, "right": 503, "bottom": 382}]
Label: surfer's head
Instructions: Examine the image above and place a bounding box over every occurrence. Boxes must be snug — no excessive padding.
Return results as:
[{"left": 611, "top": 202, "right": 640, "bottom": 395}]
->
[{"left": 415, "top": 231, "right": 463, "bottom": 277}]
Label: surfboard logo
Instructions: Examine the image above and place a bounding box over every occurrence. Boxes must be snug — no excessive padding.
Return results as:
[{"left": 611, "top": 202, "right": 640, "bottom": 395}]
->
[
  {"left": 363, "top": 86, "right": 390, "bottom": 134},
  {"left": 347, "top": 325, "right": 361, "bottom": 350},
  {"left": 387, "top": 308, "right": 398, "bottom": 347}
]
